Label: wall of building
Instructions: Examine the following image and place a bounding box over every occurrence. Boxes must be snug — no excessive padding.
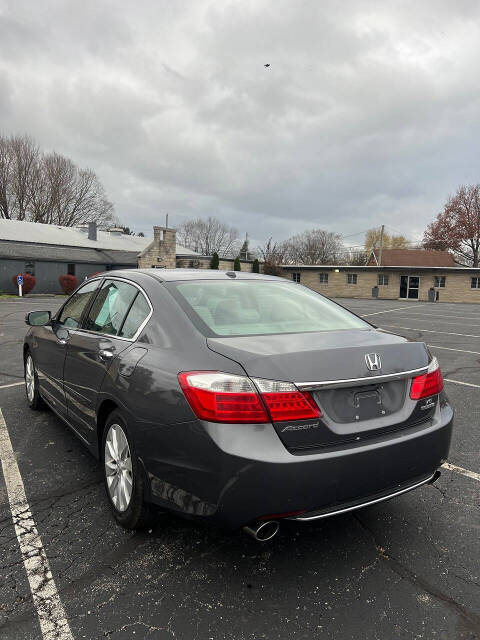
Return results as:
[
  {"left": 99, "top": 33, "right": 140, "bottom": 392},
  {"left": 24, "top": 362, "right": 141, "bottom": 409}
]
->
[
  {"left": 430, "top": 272, "right": 480, "bottom": 304},
  {"left": 138, "top": 227, "right": 177, "bottom": 269},
  {"left": 0, "top": 259, "right": 108, "bottom": 294},
  {"left": 282, "top": 268, "right": 480, "bottom": 304},
  {"left": 176, "top": 256, "right": 257, "bottom": 272}
]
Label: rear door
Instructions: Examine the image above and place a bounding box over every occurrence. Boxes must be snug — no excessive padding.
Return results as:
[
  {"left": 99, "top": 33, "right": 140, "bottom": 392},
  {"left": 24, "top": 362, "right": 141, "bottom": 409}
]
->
[{"left": 63, "top": 278, "right": 149, "bottom": 443}]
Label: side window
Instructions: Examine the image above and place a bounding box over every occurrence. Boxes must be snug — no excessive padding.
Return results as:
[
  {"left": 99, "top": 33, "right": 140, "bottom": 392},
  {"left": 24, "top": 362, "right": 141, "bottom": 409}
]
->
[
  {"left": 84, "top": 280, "right": 138, "bottom": 336},
  {"left": 119, "top": 293, "right": 151, "bottom": 338},
  {"left": 57, "top": 280, "right": 100, "bottom": 329}
]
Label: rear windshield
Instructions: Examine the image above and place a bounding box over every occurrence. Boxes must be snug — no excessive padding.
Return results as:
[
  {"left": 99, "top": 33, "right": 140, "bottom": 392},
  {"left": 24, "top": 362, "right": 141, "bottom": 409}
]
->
[{"left": 170, "top": 280, "right": 369, "bottom": 337}]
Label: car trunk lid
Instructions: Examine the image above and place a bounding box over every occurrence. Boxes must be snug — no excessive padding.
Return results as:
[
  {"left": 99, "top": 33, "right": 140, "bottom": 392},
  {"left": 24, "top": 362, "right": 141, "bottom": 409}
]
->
[
  {"left": 207, "top": 329, "right": 432, "bottom": 450},
  {"left": 207, "top": 329, "right": 429, "bottom": 383}
]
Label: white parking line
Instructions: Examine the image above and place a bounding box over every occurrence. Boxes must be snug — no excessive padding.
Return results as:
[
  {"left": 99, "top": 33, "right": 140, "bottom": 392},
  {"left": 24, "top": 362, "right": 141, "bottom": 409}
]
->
[
  {"left": 444, "top": 378, "right": 480, "bottom": 388},
  {"left": 387, "top": 317, "right": 480, "bottom": 328},
  {"left": 0, "top": 409, "right": 74, "bottom": 639},
  {"left": 379, "top": 324, "right": 480, "bottom": 339},
  {"left": 360, "top": 304, "right": 428, "bottom": 317},
  {"left": 442, "top": 462, "right": 480, "bottom": 483},
  {"left": 428, "top": 344, "right": 480, "bottom": 356},
  {"left": 0, "top": 381, "right": 24, "bottom": 390},
  {"left": 392, "top": 312, "right": 480, "bottom": 322}
]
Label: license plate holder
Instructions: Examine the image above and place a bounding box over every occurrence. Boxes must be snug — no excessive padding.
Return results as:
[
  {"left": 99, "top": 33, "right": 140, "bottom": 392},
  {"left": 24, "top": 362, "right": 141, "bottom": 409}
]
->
[{"left": 353, "top": 388, "right": 384, "bottom": 420}]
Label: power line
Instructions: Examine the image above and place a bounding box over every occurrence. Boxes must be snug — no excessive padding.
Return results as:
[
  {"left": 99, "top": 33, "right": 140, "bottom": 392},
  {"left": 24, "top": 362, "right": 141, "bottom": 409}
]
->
[{"left": 340, "top": 228, "right": 375, "bottom": 240}]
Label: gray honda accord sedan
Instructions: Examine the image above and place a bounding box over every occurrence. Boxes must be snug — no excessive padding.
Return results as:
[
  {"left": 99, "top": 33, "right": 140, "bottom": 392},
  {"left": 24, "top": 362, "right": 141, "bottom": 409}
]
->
[{"left": 24, "top": 270, "right": 452, "bottom": 540}]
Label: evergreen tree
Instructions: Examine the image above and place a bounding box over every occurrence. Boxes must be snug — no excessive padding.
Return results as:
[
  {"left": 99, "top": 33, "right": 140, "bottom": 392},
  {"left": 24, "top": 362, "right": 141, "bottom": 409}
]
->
[
  {"left": 233, "top": 256, "right": 241, "bottom": 271},
  {"left": 252, "top": 258, "right": 260, "bottom": 273},
  {"left": 210, "top": 252, "right": 220, "bottom": 269}
]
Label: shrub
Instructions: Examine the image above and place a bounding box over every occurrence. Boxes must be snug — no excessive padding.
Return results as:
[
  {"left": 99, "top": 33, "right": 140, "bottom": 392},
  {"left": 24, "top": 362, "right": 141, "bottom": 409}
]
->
[
  {"left": 210, "top": 252, "right": 220, "bottom": 270},
  {"left": 12, "top": 273, "right": 36, "bottom": 295},
  {"left": 59, "top": 274, "right": 78, "bottom": 295},
  {"left": 252, "top": 258, "right": 260, "bottom": 273},
  {"left": 233, "top": 256, "right": 241, "bottom": 271}
]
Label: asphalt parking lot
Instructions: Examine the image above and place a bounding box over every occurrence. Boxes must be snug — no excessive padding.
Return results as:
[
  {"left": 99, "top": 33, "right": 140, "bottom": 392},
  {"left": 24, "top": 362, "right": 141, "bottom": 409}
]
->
[{"left": 0, "top": 296, "right": 479, "bottom": 640}]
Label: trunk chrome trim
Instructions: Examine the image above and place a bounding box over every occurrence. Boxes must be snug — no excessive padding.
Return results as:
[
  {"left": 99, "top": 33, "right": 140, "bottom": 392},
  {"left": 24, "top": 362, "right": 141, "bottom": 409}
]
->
[
  {"left": 288, "top": 473, "right": 436, "bottom": 521},
  {"left": 295, "top": 366, "right": 428, "bottom": 391}
]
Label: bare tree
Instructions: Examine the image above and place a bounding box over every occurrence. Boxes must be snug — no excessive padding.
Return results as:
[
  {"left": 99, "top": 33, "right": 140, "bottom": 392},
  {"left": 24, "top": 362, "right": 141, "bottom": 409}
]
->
[
  {"left": 177, "top": 217, "right": 240, "bottom": 256},
  {"left": 9, "top": 135, "right": 39, "bottom": 220},
  {"left": 340, "top": 249, "right": 368, "bottom": 266},
  {"left": 283, "top": 229, "right": 343, "bottom": 264},
  {"left": 33, "top": 153, "right": 114, "bottom": 227},
  {"left": 0, "top": 133, "right": 114, "bottom": 228},
  {"left": 257, "top": 237, "right": 288, "bottom": 275},
  {"left": 0, "top": 136, "right": 13, "bottom": 219}
]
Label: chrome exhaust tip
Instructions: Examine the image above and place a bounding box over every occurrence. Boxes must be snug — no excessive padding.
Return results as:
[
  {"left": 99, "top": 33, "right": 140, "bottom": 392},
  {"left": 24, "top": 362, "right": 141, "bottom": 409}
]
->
[{"left": 243, "top": 520, "right": 280, "bottom": 542}]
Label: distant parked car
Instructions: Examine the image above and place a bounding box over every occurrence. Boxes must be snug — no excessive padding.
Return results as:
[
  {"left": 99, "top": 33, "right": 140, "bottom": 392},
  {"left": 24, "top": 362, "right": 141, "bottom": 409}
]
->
[{"left": 23, "top": 270, "right": 452, "bottom": 541}]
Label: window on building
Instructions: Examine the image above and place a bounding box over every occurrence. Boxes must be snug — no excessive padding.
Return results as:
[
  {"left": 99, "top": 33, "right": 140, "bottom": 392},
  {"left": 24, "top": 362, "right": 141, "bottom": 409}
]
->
[
  {"left": 24, "top": 262, "right": 35, "bottom": 276},
  {"left": 347, "top": 274, "right": 357, "bottom": 285},
  {"left": 434, "top": 276, "right": 446, "bottom": 288},
  {"left": 67, "top": 263, "right": 75, "bottom": 276},
  {"left": 471, "top": 277, "right": 480, "bottom": 289},
  {"left": 319, "top": 273, "right": 328, "bottom": 284},
  {"left": 292, "top": 273, "right": 301, "bottom": 283},
  {"left": 378, "top": 274, "right": 389, "bottom": 286}
]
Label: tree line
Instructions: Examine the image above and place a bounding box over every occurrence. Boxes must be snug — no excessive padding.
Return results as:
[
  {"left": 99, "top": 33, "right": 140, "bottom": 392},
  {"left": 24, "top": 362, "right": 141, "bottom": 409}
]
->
[
  {"left": 178, "top": 182, "right": 480, "bottom": 269},
  {"left": 177, "top": 219, "right": 409, "bottom": 272},
  {"left": 0, "top": 134, "right": 115, "bottom": 228},
  {"left": 1, "top": 135, "right": 476, "bottom": 268}
]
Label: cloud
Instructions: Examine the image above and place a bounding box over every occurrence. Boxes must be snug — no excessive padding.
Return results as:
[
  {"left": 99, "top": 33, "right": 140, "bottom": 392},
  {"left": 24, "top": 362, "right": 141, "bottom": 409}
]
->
[{"left": 1, "top": 0, "right": 480, "bottom": 247}]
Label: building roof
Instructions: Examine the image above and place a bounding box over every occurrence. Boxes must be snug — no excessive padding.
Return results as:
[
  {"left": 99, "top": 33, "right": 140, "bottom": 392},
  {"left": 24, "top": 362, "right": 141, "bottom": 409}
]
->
[
  {"left": 116, "top": 268, "right": 282, "bottom": 282},
  {"left": 0, "top": 219, "right": 198, "bottom": 255},
  {"left": 369, "top": 248, "right": 456, "bottom": 267},
  {"left": 0, "top": 240, "right": 137, "bottom": 265},
  {"left": 282, "top": 264, "right": 480, "bottom": 272}
]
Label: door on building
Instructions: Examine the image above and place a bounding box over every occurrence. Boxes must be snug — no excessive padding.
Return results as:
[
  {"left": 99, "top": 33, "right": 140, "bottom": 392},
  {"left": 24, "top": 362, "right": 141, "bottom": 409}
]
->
[{"left": 400, "top": 275, "right": 420, "bottom": 299}]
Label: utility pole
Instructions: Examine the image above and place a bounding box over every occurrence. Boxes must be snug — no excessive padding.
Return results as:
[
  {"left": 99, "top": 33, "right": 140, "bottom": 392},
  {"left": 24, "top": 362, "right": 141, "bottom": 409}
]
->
[{"left": 378, "top": 224, "right": 385, "bottom": 266}]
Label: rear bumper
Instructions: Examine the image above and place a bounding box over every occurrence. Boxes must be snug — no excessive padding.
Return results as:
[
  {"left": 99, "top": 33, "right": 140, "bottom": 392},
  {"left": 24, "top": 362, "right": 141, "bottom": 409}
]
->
[
  {"left": 288, "top": 470, "right": 440, "bottom": 520},
  {"left": 141, "top": 402, "right": 453, "bottom": 530}
]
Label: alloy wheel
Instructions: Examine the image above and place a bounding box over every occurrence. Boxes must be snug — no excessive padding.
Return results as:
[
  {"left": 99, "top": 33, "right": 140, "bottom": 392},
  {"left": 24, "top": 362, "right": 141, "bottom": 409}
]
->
[
  {"left": 25, "top": 355, "right": 35, "bottom": 403},
  {"left": 104, "top": 424, "right": 133, "bottom": 512}
]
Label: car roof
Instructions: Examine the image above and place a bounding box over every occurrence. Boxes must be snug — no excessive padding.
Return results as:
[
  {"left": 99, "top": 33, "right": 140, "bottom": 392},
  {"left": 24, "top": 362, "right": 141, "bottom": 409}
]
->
[{"left": 101, "top": 268, "right": 286, "bottom": 283}]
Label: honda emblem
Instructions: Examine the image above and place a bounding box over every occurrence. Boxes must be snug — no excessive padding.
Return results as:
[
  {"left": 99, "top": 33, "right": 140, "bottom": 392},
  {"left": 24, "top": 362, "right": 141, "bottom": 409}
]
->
[{"left": 365, "top": 353, "right": 382, "bottom": 371}]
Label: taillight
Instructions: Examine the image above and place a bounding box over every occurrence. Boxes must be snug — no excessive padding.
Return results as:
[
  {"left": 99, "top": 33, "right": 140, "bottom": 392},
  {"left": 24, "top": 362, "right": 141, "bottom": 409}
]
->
[
  {"left": 410, "top": 357, "right": 444, "bottom": 400},
  {"left": 178, "top": 372, "right": 268, "bottom": 423},
  {"left": 252, "top": 378, "right": 321, "bottom": 422},
  {"left": 178, "top": 371, "right": 321, "bottom": 424}
]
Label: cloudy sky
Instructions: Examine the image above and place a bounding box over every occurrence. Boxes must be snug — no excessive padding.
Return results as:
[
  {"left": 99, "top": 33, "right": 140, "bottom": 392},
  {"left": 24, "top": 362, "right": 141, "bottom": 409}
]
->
[{"left": 1, "top": 0, "right": 479, "bottom": 248}]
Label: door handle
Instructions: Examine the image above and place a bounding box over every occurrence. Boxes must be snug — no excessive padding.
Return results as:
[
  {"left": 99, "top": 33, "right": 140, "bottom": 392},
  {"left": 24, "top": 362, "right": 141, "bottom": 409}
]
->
[{"left": 99, "top": 349, "right": 114, "bottom": 360}]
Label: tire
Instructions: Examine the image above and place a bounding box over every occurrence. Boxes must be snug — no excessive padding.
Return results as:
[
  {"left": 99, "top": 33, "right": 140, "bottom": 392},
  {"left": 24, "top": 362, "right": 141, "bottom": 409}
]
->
[
  {"left": 24, "top": 351, "right": 44, "bottom": 410},
  {"left": 102, "top": 410, "right": 153, "bottom": 530}
]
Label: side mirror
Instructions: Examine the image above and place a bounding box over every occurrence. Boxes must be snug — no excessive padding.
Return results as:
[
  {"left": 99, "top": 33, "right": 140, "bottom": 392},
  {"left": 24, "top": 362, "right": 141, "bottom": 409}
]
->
[{"left": 25, "top": 311, "right": 51, "bottom": 326}]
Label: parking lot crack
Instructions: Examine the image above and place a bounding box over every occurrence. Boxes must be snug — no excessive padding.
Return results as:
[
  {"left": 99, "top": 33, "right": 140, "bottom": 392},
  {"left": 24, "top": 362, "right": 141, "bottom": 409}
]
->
[{"left": 353, "top": 514, "right": 480, "bottom": 636}]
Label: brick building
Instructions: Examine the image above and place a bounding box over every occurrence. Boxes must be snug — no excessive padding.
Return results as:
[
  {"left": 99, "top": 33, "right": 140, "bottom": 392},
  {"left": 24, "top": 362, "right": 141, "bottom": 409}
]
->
[{"left": 282, "top": 264, "right": 480, "bottom": 303}]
